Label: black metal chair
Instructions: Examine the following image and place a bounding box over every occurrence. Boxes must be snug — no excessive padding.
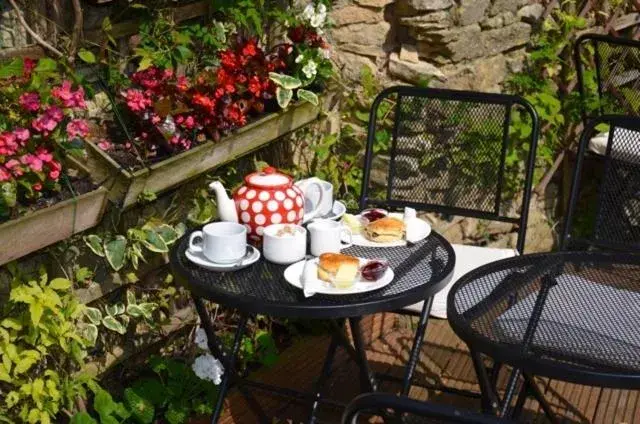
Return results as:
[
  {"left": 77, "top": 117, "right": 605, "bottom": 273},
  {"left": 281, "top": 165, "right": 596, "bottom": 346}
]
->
[
  {"left": 575, "top": 34, "right": 640, "bottom": 123},
  {"left": 359, "top": 86, "right": 539, "bottom": 395},
  {"left": 561, "top": 115, "right": 640, "bottom": 251},
  {"left": 342, "top": 393, "right": 512, "bottom": 424}
]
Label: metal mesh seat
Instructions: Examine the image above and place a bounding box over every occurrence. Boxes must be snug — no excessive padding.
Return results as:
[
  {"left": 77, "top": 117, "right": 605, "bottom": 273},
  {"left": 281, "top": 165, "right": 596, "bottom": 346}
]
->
[
  {"left": 561, "top": 115, "right": 640, "bottom": 251},
  {"left": 575, "top": 34, "right": 640, "bottom": 121},
  {"left": 342, "top": 393, "right": 511, "bottom": 424},
  {"left": 360, "top": 86, "right": 539, "bottom": 254},
  {"left": 448, "top": 251, "right": 640, "bottom": 389}
]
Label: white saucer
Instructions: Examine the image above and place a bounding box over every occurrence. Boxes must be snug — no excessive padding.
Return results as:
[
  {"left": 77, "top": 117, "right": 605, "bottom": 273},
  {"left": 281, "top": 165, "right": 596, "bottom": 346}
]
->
[
  {"left": 186, "top": 245, "right": 260, "bottom": 271},
  {"left": 309, "top": 200, "right": 347, "bottom": 221},
  {"left": 284, "top": 257, "right": 394, "bottom": 295},
  {"left": 346, "top": 212, "right": 431, "bottom": 247}
]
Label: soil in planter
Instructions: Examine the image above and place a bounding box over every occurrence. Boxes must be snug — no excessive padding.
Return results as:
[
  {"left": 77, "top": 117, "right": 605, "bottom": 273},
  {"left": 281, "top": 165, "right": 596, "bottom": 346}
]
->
[{"left": 2, "top": 177, "right": 97, "bottom": 224}]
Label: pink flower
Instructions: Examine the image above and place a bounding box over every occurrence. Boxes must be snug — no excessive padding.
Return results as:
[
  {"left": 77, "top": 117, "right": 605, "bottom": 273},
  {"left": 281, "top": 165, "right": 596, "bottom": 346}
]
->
[
  {"left": 66, "top": 119, "right": 90, "bottom": 139},
  {"left": 13, "top": 128, "right": 30, "bottom": 143},
  {"left": 52, "top": 80, "right": 87, "bottom": 109},
  {"left": 97, "top": 139, "right": 113, "bottom": 151},
  {"left": 123, "top": 89, "right": 152, "bottom": 112},
  {"left": 151, "top": 114, "right": 161, "bottom": 124},
  {"left": 45, "top": 106, "right": 64, "bottom": 122},
  {"left": 0, "top": 167, "right": 11, "bottom": 182},
  {"left": 176, "top": 76, "right": 189, "bottom": 92},
  {"left": 19, "top": 92, "right": 40, "bottom": 112},
  {"left": 4, "top": 159, "right": 22, "bottom": 177},
  {"left": 33, "top": 106, "right": 64, "bottom": 133},
  {"left": 35, "top": 147, "right": 53, "bottom": 163},
  {"left": 33, "top": 182, "right": 42, "bottom": 191},
  {"left": 20, "top": 154, "right": 43, "bottom": 172},
  {"left": 0, "top": 132, "right": 18, "bottom": 156}
]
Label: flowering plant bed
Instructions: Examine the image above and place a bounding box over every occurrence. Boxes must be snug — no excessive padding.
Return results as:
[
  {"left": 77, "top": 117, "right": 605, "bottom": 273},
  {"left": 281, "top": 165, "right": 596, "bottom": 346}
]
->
[{"left": 76, "top": 97, "right": 324, "bottom": 208}]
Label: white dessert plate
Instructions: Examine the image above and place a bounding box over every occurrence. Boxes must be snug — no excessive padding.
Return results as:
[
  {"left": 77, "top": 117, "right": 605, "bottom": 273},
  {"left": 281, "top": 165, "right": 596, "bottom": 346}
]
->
[
  {"left": 345, "top": 212, "right": 431, "bottom": 247},
  {"left": 186, "top": 245, "right": 260, "bottom": 272},
  {"left": 284, "top": 257, "right": 394, "bottom": 295}
]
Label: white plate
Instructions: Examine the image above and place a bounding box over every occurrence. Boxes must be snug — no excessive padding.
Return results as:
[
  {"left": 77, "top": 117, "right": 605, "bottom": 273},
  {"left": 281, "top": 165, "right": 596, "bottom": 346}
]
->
[
  {"left": 186, "top": 245, "right": 260, "bottom": 271},
  {"left": 284, "top": 257, "right": 394, "bottom": 295},
  {"left": 347, "top": 212, "right": 431, "bottom": 247},
  {"left": 310, "top": 200, "right": 347, "bottom": 221}
]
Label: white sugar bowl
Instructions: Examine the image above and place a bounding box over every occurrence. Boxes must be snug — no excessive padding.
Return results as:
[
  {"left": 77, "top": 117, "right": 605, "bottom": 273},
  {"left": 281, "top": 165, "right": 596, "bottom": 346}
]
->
[{"left": 263, "top": 224, "right": 307, "bottom": 265}]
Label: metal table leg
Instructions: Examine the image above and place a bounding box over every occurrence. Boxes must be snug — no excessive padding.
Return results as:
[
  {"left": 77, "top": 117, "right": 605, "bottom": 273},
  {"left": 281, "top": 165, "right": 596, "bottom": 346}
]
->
[
  {"left": 307, "top": 328, "right": 340, "bottom": 424},
  {"left": 348, "top": 317, "right": 378, "bottom": 392},
  {"left": 402, "top": 296, "right": 433, "bottom": 395},
  {"left": 470, "top": 350, "right": 501, "bottom": 414}
]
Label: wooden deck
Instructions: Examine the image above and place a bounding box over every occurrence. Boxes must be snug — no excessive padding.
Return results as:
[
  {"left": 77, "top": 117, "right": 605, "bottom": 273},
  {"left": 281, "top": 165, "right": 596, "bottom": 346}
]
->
[{"left": 219, "top": 316, "right": 640, "bottom": 423}]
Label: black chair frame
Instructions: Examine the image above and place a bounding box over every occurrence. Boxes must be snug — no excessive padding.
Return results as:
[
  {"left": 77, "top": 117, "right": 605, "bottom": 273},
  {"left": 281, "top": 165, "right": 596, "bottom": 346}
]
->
[
  {"left": 342, "top": 393, "right": 511, "bottom": 424},
  {"left": 561, "top": 114, "right": 640, "bottom": 251},
  {"left": 358, "top": 86, "right": 540, "bottom": 403},
  {"left": 360, "top": 86, "right": 539, "bottom": 255},
  {"left": 575, "top": 33, "right": 640, "bottom": 123}
]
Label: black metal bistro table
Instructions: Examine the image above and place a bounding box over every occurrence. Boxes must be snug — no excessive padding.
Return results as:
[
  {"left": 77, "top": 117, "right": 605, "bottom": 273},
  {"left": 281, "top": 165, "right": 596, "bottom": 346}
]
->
[
  {"left": 447, "top": 251, "right": 640, "bottom": 422},
  {"left": 170, "top": 230, "right": 455, "bottom": 423}
]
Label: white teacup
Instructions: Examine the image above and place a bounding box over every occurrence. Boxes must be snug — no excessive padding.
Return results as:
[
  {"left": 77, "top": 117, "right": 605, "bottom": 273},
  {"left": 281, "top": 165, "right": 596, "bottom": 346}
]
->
[
  {"left": 263, "top": 224, "right": 307, "bottom": 264},
  {"left": 296, "top": 177, "right": 333, "bottom": 217},
  {"left": 308, "top": 219, "right": 352, "bottom": 256},
  {"left": 188, "top": 222, "right": 247, "bottom": 264}
]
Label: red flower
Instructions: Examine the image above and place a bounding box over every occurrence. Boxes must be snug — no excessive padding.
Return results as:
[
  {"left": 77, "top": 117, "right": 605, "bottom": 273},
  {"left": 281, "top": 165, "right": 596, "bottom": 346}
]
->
[
  {"left": 220, "top": 50, "right": 238, "bottom": 70},
  {"left": 192, "top": 93, "right": 216, "bottom": 113},
  {"left": 288, "top": 26, "right": 305, "bottom": 43},
  {"left": 223, "top": 103, "right": 247, "bottom": 127},
  {"left": 216, "top": 68, "right": 236, "bottom": 94},
  {"left": 248, "top": 76, "right": 263, "bottom": 97},
  {"left": 242, "top": 39, "right": 259, "bottom": 57},
  {"left": 23, "top": 58, "right": 36, "bottom": 79}
]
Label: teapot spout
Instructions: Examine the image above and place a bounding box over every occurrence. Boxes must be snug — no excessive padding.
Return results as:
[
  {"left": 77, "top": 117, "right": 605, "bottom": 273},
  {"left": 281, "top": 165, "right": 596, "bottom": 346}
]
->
[{"left": 209, "top": 181, "right": 239, "bottom": 223}]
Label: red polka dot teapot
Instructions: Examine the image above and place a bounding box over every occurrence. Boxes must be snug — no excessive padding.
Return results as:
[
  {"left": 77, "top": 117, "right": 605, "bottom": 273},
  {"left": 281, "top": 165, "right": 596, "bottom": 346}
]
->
[{"left": 209, "top": 167, "right": 323, "bottom": 242}]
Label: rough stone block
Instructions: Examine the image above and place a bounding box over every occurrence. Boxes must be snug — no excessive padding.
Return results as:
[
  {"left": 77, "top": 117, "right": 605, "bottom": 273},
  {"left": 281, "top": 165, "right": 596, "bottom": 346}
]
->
[
  {"left": 433, "top": 54, "right": 508, "bottom": 92},
  {"left": 335, "top": 50, "right": 378, "bottom": 82},
  {"left": 480, "top": 22, "right": 532, "bottom": 57},
  {"left": 331, "top": 5, "right": 383, "bottom": 27},
  {"left": 408, "top": 0, "right": 454, "bottom": 11},
  {"left": 388, "top": 52, "right": 447, "bottom": 84},
  {"left": 399, "top": 43, "right": 420, "bottom": 63},
  {"left": 489, "top": 0, "right": 528, "bottom": 16},
  {"left": 332, "top": 21, "right": 391, "bottom": 46},
  {"left": 517, "top": 4, "right": 545, "bottom": 24},
  {"left": 458, "top": 0, "right": 490, "bottom": 26},
  {"left": 411, "top": 22, "right": 481, "bottom": 43},
  {"left": 354, "top": 0, "right": 394, "bottom": 9},
  {"left": 399, "top": 10, "right": 453, "bottom": 30}
]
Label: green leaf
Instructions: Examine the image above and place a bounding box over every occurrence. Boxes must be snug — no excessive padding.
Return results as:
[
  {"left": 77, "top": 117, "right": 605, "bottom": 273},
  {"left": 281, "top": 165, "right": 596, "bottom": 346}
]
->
[
  {"left": 0, "top": 58, "right": 23, "bottom": 78},
  {"left": 269, "top": 72, "right": 302, "bottom": 89},
  {"left": 165, "top": 401, "right": 189, "bottom": 424},
  {"left": 131, "top": 378, "right": 166, "bottom": 407},
  {"left": 154, "top": 224, "right": 179, "bottom": 245},
  {"left": 35, "top": 58, "right": 57, "bottom": 73},
  {"left": 124, "top": 388, "right": 155, "bottom": 424},
  {"left": 297, "top": 89, "right": 319, "bottom": 106},
  {"left": 137, "top": 56, "right": 153, "bottom": 71},
  {"left": 81, "top": 324, "right": 98, "bottom": 346},
  {"left": 84, "top": 307, "right": 102, "bottom": 325},
  {"left": 126, "top": 304, "right": 144, "bottom": 318},
  {"left": 138, "top": 303, "right": 157, "bottom": 319},
  {"left": 94, "top": 389, "right": 115, "bottom": 417},
  {"left": 102, "top": 316, "right": 127, "bottom": 335},
  {"left": 14, "top": 354, "right": 39, "bottom": 375},
  {"left": 29, "top": 302, "right": 44, "bottom": 326},
  {"left": 83, "top": 235, "right": 105, "bottom": 257},
  {"left": 70, "top": 412, "right": 97, "bottom": 424},
  {"left": 141, "top": 230, "right": 168, "bottom": 253},
  {"left": 104, "top": 236, "right": 127, "bottom": 271},
  {"left": 78, "top": 49, "right": 96, "bottom": 64},
  {"left": 276, "top": 87, "right": 293, "bottom": 109},
  {"left": 49, "top": 278, "right": 71, "bottom": 291},
  {"left": 1, "top": 317, "right": 22, "bottom": 330}
]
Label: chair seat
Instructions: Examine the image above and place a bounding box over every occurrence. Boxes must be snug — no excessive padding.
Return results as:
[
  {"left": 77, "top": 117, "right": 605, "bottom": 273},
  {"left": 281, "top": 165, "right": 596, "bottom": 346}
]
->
[
  {"left": 404, "top": 244, "right": 518, "bottom": 319},
  {"left": 589, "top": 130, "right": 640, "bottom": 163}
]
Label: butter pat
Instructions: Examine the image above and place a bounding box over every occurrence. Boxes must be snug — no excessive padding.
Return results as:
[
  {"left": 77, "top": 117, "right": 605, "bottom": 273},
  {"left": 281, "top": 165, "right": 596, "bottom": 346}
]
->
[{"left": 334, "top": 263, "right": 359, "bottom": 289}]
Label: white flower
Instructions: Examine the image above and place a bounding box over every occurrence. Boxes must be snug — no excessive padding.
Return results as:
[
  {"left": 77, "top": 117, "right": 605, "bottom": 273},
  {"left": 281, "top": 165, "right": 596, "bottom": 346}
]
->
[
  {"left": 160, "top": 115, "right": 176, "bottom": 135},
  {"left": 321, "top": 47, "right": 331, "bottom": 59},
  {"left": 295, "top": 54, "right": 304, "bottom": 64},
  {"left": 302, "top": 4, "right": 315, "bottom": 21},
  {"left": 310, "top": 12, "right": 326, "bottom": 28},
  {"left": 317, "top": 3, "right": 327, "bottom": 15},
  {"left": 302, "top": 60, "right": 318, "bottom": 79},
  {"left": 192, "top": 353, "right": 224, "bottom": 385},
  {"left": 194, "top": 327, "right": 209, "bottom": 351}
]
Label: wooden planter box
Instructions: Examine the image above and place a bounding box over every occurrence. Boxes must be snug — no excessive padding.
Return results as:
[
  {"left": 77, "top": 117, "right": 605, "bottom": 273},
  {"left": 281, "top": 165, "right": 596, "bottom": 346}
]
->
[
  {"left": 76, "top": 100, "right": 323, "bottom": 209},
  {"left": 0, "top": 187, "right": 109, "bottom": 265}
]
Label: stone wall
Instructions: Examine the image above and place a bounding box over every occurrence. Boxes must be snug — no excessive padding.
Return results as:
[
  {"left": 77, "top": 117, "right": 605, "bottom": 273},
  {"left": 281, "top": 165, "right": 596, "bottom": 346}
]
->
[{"left": 330, "top": 0, "right": 545, "bottom": 92}]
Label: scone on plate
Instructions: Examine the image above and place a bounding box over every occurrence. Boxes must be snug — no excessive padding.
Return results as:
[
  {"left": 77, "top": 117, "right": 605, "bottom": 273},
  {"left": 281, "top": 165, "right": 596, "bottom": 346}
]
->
[
  {"left": 364, "top": 217, "right": 405, "bottom": 243},
  {"left": 318, "top": 253, "right": 360, "bottom": 289}
]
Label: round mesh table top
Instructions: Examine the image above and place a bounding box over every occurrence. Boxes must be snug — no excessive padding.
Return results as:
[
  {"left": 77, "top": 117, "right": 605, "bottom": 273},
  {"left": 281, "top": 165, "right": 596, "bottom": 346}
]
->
[
  {"left": 170, "top": 230, "right": 455, "bottom": 319},
  {"left": 448, "top": 251, "right": 640, "bottom": 389}
]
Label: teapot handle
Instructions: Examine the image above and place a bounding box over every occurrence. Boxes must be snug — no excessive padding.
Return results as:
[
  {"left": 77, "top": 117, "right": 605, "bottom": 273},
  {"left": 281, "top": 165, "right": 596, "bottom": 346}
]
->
[{"left": 302, "top": 182, "right": 324, "bottom": 223}]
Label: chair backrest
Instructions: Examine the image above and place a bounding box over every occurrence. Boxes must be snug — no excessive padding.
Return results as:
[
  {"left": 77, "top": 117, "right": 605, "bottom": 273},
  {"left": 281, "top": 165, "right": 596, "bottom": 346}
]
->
[
  {"left": 342, "top": 393, "right": 511, "bottom": 424},
  {"left": 575, "top": 34, "right": 640, "bottom": 122},
  {"left": 561, "top": 115, "right": 640, "bottom": 251},
  {"left": 359, "top": 86, "right": 539, "bottom": 254}
]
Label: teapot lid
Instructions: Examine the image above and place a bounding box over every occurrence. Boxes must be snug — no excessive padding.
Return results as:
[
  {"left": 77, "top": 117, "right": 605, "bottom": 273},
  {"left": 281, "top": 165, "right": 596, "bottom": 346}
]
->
[{"left": 245, "top": 166, "right": 292, "bottom": 189}]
